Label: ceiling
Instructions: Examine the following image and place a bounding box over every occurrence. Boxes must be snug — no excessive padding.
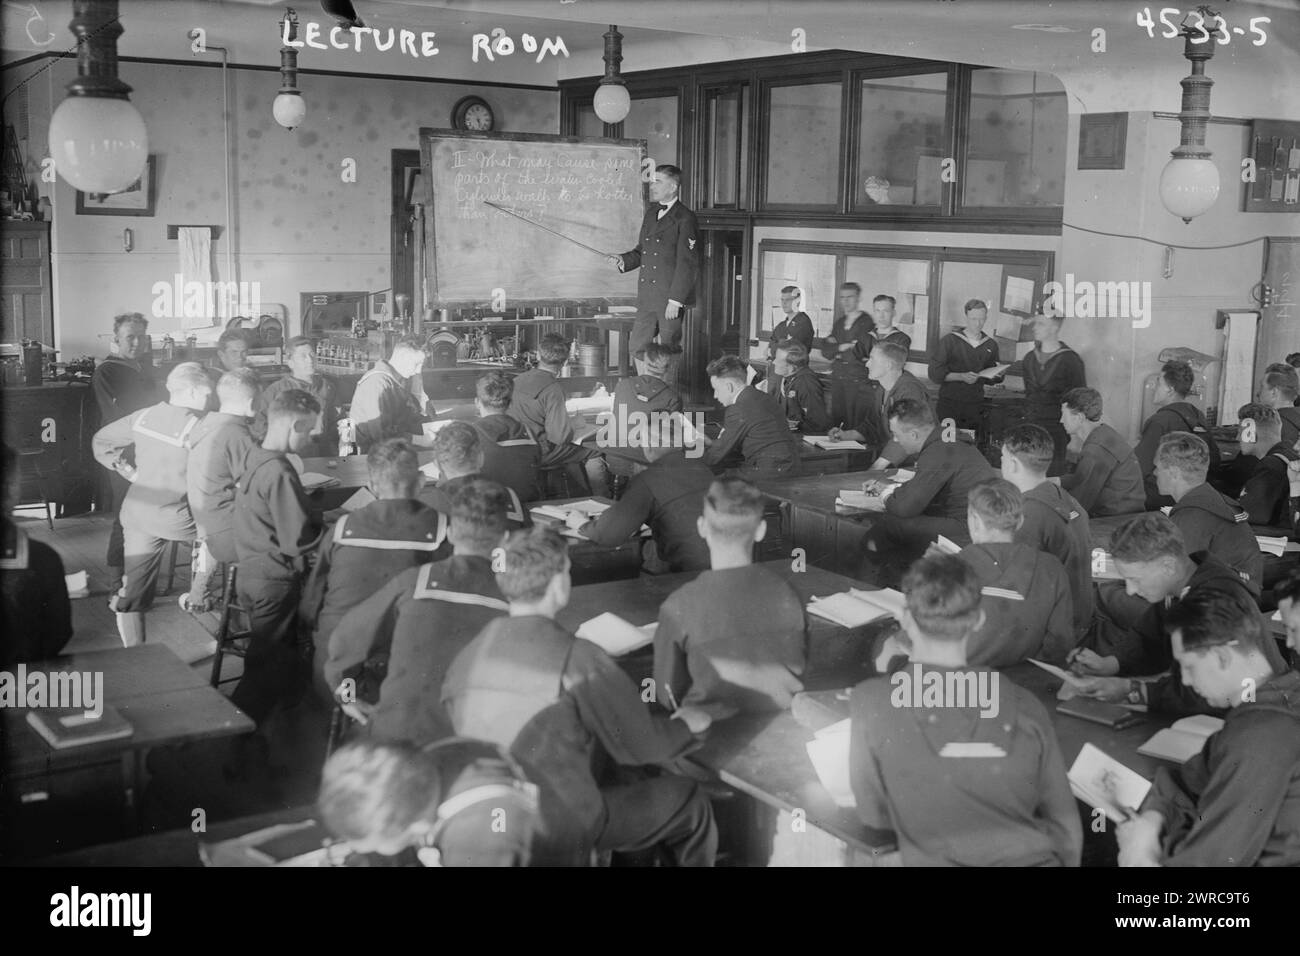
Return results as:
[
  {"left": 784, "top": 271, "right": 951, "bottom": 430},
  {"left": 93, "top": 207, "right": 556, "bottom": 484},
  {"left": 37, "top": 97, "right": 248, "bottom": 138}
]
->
[{"left": 3, "top": 0, "right": 1297, "bottom": 116}]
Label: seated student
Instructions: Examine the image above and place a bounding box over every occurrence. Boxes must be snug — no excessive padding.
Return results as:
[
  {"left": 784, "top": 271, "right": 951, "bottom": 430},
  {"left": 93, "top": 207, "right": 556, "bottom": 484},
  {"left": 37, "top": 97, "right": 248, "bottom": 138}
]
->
[
  {"left": 1154, "top": 431, "right": 1263, "bottom": 596},
  {"left": 442, "top": 526, "right": 717, "bottom": 867},
  {"left": 1278, "top": 567, "right": 1300, "bottom": 669},
  {"left": 849, "top": 555, "right": 1082, "bottom": 867},
  {"left": 259, "top": 336, "right": 338, "bottom": 456},
  {"left": 508, "top": 333, "right": 609, "bottom": 496},
  {"left": 303, "top": 438, "right": 451, "bottom": 698},
  {"left": 763, "top": 340, "right": 830, "bottom": 435},
  {"left": 232, "top": 388, "right": 325, "bottom": 727},
  {"left": 768, "top": 285, "right": 814, "bottom": 361},
  {"left": 1260, "top": 363, "right": 1300, "bottom": 448},
  {"left": 1058, "top": 386, "right": 1145, "bottom": 516},
  {"left": 856, "top": 399, "right": 995, "bottom": 585},
  {"left": 1, "top": 445, "right": 72, "bottom": 667},
  {"left": 319, "top": 736, "right": 540, "bottom": 867},
  {"left": 350, "top": 336, "right": 434, "bottom": 454},
  {"left": 1233, "top": 403, "right": 1298, "bottom": 526},
  {"left": 830, "top": 341, "right": 928, "bottom": 467},
  {"left": 1000, "top": 424, "right": 1094, "bottom": 641},
  {"left": 704, "top": 355, "right": 798, "bottom": 479},
  {"left": 93, "top": 361, "right": 211, "bottom": 647},
  {"left": 653, "top": 478, "right": 806, "bottom": 719},
  {"left": 566, "top": 428, "right": 712, "bottom": 574},
  {"left": 184, "top": 368, "right": 261, "bottom": 612},
  {"left": 1070, "top": 514, "right": 1288, "bottom": 717},
  {"left": 420, "top": 422, "right": 528, "bottom": 530},
  {"left": 950, "top": 478, "right": 1074, "bottom": 666},
  {"left": 1135, "top": 360, "right": 1221, "bottom": 508},
  {"left": 471, "top": 370, "right": 541, "bottom": 503},
  {"left": 613, "top": 343, "right": 684, "bottom": 419},
  {"left": 1116, "top": 587, "right": 1300, "bottom": 867},
  {"left": 326, "top": 480, "right": 511, "bottom": 744}
]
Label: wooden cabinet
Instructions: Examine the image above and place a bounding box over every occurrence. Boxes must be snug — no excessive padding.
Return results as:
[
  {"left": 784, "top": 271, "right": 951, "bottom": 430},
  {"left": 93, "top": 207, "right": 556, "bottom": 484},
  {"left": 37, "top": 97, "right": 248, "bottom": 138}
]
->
[
  {"left": 0, "top": 382, "right": 96, "bottom": 515},
  {"left": 0, "top": 220, "right": 53, "bottom": 345}
]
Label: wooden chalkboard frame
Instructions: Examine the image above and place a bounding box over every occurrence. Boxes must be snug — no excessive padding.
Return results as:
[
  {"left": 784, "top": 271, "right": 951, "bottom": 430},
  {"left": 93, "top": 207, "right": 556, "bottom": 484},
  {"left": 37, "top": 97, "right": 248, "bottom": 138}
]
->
[{"left": 419, "top": 128, "right": 648, "bottom": 310}]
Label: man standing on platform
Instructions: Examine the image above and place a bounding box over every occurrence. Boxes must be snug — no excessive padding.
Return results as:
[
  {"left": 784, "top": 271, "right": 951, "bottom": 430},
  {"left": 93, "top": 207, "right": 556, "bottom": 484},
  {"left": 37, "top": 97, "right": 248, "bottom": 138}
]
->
[
  {"left": 91, "top": 313, "right": 158, "bottom": 595},
  {"left": 609, "top": 164, "right": 699, "bottom": 371}
]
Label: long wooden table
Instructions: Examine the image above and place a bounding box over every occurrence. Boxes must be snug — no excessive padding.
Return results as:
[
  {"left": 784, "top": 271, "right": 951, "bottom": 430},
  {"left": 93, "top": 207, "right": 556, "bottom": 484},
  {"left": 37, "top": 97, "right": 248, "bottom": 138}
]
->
[
  {"left": 3, "top": 644, "right": 255, "bottom": 854},
  {"left": 756, "top": 469, "right": 886, "bottom": 577}
]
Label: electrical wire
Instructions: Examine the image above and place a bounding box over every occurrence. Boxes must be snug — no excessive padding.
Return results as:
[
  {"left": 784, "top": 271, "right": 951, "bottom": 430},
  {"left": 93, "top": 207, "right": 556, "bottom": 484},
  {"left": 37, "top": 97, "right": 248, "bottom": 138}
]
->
[
  {"left": 1063, "top": 220, "right": 1269, "bottom": 251},
  {"left": 1, "top": 15, "right": 124, "bottom": 107}
]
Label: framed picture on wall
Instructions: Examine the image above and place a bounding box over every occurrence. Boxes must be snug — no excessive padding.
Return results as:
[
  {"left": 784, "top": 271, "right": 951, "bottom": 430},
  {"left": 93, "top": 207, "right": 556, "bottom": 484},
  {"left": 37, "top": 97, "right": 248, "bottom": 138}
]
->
[
  {"left": 1078, "top": 114, "right": 1127, "bottom": 170},
  {"left": 76, "top": 155, "right": 156, "bottom": 216}
]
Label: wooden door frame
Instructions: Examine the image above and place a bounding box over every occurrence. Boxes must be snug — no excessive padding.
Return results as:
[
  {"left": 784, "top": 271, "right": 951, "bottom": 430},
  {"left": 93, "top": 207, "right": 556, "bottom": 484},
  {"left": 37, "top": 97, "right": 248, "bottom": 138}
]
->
[{"left": 390, "top": 148, "right": 422, "bottom": 317}]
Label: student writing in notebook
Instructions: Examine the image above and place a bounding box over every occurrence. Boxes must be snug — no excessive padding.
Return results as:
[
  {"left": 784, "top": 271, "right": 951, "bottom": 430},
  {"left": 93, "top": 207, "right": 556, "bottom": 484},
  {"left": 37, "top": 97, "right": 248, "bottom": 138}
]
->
[
  {"left": 653, "top": 477, "right": 807, "bottom": 720},
  {"left": 849, "top": 555, "right": 1082, "bottom": 867},
  {"left": 1117, "top": 588, "right": 1300, "bottom": 867},
  {"left": 828, "top": 341, "right": 928, "bottom": 467}
]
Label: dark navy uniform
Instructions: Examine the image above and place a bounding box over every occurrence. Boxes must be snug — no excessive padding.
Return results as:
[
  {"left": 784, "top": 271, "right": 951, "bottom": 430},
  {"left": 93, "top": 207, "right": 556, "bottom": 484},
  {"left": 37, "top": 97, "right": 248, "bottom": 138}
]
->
[
  {"left": 706, "top": 385, "right": 798, "bottom": 479},
  {"left": 473, "top": 413, "right": 542, "bottom": 504},
  {"left": 1060, "top": 423, "right": 1145, "bottom": 517},
  {"left": 91, "top": 354, "right": 158, "bottom": 571},
  {"left": 850, "top": 663, "right": 1081, "bottom": 866},
  {"left": 259, "top": 373, "right": 338, "bottom": 457},
  {"left": 1170, "top": 482, "right": 1263, "bottom": 596},
  {"left": 768, "top": 366, "right": 830, "bottom": 434},
  {"left": 325, "top": 555, "right": 508, "bottom": 745},
  {"left": 858, "top": 370, "right": 930, "bottom": 465},
  {"left": 419, "top": 474, "right": 530, "bottom": 531},
  {"left": 868, "top": 327, "right": 912, "bottom": 352},
  {"left": 618, "top": 200, "right": 700, "bottom": 354},
  {"left": 1240, "top": 444, "right": 1298, "bottom": 527},
  {"left": 1020, "top": 343, "right": 1086, "bottom": 475},
  {"left": 302, "top": 498, "right": 451, "bottom": 700},
  {"left": 819, "top": 311, "right": 874, "bottom": 430},
  {"left": 1134, "top": 401, "right": 1221, "bottom": 508},
  {"left": 578, "top": 448, "right": 712, "bottom": 573},
  {"left": 1279, "top": 405, "right": 1300, "bottom": 449},
  {"left": 187, "top": 412, "right": 258, "bottom": 564},
  {"left": 928, "top": 330, "right": 1001, "bottom": 430},
  {"left": 93, "top": 402, "right": 201, "bottom": 613},
  {"left": 0, "top": 519, "right": 72, "bottom": 668},
  {"left": 956, "top": 541, "right": 1074, "bottom": 666},
  {"left": 443, "top": 614, "right": 716, "bottom": 867},
  {"left": 612, "top": 374, "right": 683, "bottom": 419},
  {"left": 654, "top": 563, "right": 807, "bottom": 720},
  {"left": 769, "top": 311, "right": 815, "bottom": 359},
  {"left": 508, "top": 367, "right": 600, "bottom": 474},
  {"left": 1017, "top": 482, "right": 1094, "bottom": 640}
]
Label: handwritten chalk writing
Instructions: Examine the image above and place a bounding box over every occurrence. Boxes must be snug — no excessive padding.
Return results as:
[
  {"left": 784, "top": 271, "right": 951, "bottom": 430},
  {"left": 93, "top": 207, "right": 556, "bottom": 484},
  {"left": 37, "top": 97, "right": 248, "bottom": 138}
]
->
[
  {"left": 472, "top": 29, "right": 567, "bottom": 63},
  {"left": 282, "top": 20, "right": 441, "bottom": 58}
]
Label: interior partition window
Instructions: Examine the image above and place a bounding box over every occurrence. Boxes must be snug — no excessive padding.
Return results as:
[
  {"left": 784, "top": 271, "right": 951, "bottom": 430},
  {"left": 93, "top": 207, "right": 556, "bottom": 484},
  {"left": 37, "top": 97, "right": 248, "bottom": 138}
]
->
[{"left": 762, "top": 80, "right": 843, "bottom": 209}]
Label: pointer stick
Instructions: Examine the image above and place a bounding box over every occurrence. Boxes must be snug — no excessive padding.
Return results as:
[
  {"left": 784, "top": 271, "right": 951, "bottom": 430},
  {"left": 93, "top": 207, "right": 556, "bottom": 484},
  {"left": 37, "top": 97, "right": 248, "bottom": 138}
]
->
[{"left": 483, "top": 200, "right": 610, "bottom": 258}]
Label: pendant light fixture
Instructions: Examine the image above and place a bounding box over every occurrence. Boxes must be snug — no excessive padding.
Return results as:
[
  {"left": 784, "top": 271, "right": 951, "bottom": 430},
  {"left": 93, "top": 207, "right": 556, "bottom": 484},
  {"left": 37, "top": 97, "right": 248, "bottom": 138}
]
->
[
  {"left": 47, "top": 0, "right": 149, "bottom": 195},
  {"left": 1158, "top": 7, "right": 1224, "bottom": 223},
  {"left": 592, "top": 25, "right": 631, "bottom": 125},
  {"left": 274, "top": 7, "right": 307, "bottom": 130}
]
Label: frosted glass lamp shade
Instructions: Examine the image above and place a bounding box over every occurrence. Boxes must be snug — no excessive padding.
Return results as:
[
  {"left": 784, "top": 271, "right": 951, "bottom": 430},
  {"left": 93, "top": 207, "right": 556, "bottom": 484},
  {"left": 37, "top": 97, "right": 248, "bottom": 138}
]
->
[
  {"left": 1158, "top": 158, "right": 1220, "bottom": 222},
  {"left": 593, "top": 83, "right": 631, "bottom": 125},
  {"left": 273, "top": 92, "right": 307, "bottom": 130},
  {"left": 48, "top": 96, "right": 148, "bottom": 194}
]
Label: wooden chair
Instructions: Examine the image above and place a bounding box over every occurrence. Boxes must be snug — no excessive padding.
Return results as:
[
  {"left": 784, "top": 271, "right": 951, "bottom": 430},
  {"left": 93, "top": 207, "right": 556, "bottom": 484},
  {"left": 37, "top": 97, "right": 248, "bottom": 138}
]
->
[
  {"left": 209, "top": 565, "right": 251, "bottom": 687},
  {"left": 16, "top": 446, "right": 53, "bottom": 531}
]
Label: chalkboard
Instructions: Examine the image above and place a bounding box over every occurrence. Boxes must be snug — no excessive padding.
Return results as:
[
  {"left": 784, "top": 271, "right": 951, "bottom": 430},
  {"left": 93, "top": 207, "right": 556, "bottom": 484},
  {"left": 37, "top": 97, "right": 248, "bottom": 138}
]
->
[{"left": 419, "top": 129, "right": 645, "bottom": 307}]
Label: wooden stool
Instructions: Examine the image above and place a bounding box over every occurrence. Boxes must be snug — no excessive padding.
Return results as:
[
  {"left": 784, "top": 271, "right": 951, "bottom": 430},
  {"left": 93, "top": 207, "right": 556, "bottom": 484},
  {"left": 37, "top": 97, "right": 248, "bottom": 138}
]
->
[
  {"left": 209, "top": 565, "right": 251, "bottom": 688},
  {"left": 16, "top": 447, "right": 54, "bottom": 531}
]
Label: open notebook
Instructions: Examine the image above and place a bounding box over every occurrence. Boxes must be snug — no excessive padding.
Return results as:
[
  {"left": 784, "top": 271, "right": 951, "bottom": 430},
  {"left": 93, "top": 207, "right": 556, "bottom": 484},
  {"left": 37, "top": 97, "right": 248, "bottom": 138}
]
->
[
  {"left": 805, "top": 718, "right": 857, "bottom": 809},
  {"left": 532, "top": 499, "right": 610, "bottom": 523},
  {"left": 1137, "top": 715, "right": 1224, "bottom": 763},
  {"left": 803, "top": 435, "right": 867, "bottom": 451},
  {"left": 1257, "top": 535, "right": 1300, "bottom": 557},
  {"left": 807, "top": 588, "right": 906, "bottom": 628},
  {"left": 1068, "top": 743, "right": 1151, "bottom": 824}
]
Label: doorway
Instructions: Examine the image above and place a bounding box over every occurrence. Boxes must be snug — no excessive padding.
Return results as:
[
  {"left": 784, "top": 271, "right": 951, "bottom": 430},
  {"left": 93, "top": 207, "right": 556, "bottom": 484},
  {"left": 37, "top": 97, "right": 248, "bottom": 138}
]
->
[{"left": 682, "top": 226, "right": 746, "bottom": 403}]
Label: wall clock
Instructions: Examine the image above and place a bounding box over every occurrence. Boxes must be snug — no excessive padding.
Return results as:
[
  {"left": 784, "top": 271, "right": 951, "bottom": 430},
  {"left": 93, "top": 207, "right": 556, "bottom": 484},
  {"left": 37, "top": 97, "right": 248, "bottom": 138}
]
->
[{"left": 451, "top": 95, "right": 495, "bottom": 131}]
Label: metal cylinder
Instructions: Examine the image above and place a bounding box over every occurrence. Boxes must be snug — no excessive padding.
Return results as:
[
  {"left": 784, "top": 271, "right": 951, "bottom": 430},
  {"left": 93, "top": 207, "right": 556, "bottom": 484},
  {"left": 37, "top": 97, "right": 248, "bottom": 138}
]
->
[{"left": 575, "top": 343, "right": 606, "bottom": 376}]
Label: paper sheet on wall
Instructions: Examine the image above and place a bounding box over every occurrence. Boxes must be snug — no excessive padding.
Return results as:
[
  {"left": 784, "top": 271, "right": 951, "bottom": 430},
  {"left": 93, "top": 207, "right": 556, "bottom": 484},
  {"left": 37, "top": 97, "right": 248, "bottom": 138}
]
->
[
  {"left": 177, "top": 226, "right": 216, "bottom": 329},
  {"left": 1220, "top": 311, "right": 1258, "bottom": 423},
  {"left": 896, "top": 260, "right": 930, "bottom": 295}
]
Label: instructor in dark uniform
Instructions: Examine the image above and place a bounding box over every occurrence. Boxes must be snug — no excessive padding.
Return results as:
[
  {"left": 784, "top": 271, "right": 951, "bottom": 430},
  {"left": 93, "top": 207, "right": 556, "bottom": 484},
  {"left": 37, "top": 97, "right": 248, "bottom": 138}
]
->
[{"left": 609, "top": 164, "right": 700, "bottom": 366}]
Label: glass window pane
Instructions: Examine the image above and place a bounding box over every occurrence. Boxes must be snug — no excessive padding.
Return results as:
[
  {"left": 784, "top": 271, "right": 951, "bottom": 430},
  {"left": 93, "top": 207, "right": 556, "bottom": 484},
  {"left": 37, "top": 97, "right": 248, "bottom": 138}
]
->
[
  {"left": 761, "top": 250, "right": 837, "bottom": 340},
  {"left": 706, "top": 87, "right": 746, "bottom": 208},
  {"left": 576, "top": 104, "right": 603, "bottom": 138},
  {"left": 856, "top": 72, "right": 948, "bottom": 208},
  {"left": 623, "top": 95, "right": 678, "bottom": 168},
  {"left": 965, "top": 70, "right": 1066, "bottom": 207},
  {"left": 765, "top": 82, "right": 841, "bottom": 206},
  {"left": 844, "top": 256, "right": 931, "bottom": 354},
  {"left": 937, "top": 260, "right": 1035, "bottom": 363}
]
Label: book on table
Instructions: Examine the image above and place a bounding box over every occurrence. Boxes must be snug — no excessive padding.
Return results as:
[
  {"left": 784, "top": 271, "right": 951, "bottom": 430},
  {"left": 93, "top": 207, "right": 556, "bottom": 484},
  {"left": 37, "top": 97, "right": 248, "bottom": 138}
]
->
[
  {"left": 1256, "top": 535, "right": 1299, "bottom": 557},
  {"left": 1067, "top": 743, "right": 1151, "bottom": 825},
  {"left": 532, "top": 499, "right": 611, "bottom": 523},
  {"left": 807, "top": 588, "right": 906, "bottom": 627},
  {"left": 26, "top": 705, "right": 133, "bottom": 750},
  {"left": 803, "top": 435, "right": 867, "bottom": 451},
  {"left": 299, "top": 472, "right": 341, "bottom": 491},
  {"left": 1137, "top": 714, "right": 1225, "bottom": 763},
  {"left": 804, "top": 718, "right": 857, "bottom": 809},
  {"left": 575, "top": 612, "right": 658, "bottom": 657}
]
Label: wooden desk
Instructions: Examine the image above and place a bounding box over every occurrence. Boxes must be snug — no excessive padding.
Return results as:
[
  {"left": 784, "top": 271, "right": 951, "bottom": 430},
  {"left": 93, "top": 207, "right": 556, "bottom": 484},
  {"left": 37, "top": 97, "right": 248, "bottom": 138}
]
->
[
  {"left": 757, "top": 469, "right": 885, "bottom": 577},
  {"left": 3, "top": 645, "right": 254, "bottom": 848},
  {"left": 530, "top": 496, "right": 647, "bottom": 585}
]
